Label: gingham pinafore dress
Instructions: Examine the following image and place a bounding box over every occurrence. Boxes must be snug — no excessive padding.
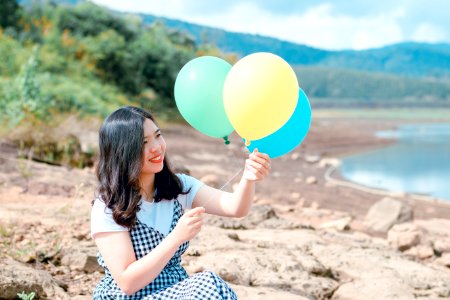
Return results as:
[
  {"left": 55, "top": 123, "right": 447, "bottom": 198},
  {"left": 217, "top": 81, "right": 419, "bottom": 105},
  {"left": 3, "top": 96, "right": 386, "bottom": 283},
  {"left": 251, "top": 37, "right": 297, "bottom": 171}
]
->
[{"left": 93, "top": 199, "right": 238, "bottom": 299}]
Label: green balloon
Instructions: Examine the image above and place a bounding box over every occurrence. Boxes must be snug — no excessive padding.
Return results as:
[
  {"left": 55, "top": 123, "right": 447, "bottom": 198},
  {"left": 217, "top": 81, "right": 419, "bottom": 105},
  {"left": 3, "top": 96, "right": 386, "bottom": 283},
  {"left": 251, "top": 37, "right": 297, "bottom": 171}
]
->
[{"left": 174, "top": 56, "right": 234, "bottom": 138}]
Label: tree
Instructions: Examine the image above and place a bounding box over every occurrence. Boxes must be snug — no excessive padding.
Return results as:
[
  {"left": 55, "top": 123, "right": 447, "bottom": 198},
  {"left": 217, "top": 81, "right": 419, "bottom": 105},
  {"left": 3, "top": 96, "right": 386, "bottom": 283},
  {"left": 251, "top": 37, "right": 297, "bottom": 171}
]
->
[
  {"left": 0, "top": 0, "right": 21, "bottom": 29},
  {"left": 57, "top": 2, "right": 137, "bottom": 40}
]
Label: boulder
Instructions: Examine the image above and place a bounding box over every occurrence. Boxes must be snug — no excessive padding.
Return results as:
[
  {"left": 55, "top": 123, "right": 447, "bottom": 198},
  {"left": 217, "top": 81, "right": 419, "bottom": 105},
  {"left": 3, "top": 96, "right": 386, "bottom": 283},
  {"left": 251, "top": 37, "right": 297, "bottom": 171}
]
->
[
  {"left": 0, "top": 257, "right": 67, "bottom": 299},
  {"left": 364, "top": 198, "right": 413, "bottom": 232},
  {"left": 61, "top": 246, "right": 103, "bottom": 273},
  {"left": 387, "top": 223, "right": 422, "bottom": 251}
]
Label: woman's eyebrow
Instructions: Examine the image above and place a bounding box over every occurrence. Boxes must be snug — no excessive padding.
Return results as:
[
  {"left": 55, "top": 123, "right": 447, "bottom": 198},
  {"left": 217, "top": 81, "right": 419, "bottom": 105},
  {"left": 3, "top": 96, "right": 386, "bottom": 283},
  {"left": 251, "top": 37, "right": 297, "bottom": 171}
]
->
[{"left": 144, "top": 128, "right": 160, "bottom": 139}]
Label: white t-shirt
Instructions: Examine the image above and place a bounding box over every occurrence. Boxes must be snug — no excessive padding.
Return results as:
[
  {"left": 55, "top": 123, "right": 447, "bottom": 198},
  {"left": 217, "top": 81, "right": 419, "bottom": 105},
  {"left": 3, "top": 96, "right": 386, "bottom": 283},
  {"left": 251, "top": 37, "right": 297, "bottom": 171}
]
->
[{"left": 91, "top": 174, "right": 204, "bottom": 239}]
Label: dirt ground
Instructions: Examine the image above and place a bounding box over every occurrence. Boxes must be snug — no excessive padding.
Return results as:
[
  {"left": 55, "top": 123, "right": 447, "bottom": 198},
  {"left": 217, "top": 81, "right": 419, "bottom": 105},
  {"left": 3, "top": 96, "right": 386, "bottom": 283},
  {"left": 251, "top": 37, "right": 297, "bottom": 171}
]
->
[{"left": 1, "top": 114, "right": 450, "bottom": 298}]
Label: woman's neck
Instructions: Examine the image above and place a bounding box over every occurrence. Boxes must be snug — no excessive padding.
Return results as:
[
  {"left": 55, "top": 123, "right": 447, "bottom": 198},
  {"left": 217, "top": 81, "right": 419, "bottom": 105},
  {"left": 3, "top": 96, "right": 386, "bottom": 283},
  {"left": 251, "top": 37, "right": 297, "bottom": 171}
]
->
[{"left": 139, "top": 173, "right": 156, "bottom": 201}]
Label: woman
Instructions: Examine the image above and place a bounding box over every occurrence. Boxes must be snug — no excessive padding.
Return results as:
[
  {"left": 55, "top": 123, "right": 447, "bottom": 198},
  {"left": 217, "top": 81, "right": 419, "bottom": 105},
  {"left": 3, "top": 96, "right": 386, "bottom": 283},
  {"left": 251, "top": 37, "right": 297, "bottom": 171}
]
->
[{"left": 91, "top": 106, "right": 271, "bottom": 299}]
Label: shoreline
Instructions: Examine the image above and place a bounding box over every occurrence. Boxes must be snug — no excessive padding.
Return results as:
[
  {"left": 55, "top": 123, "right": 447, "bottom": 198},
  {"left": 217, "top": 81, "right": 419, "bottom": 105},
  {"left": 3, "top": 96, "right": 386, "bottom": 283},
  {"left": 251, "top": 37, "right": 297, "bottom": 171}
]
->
[
  {"left": 278, "top": 116, "right": 450, "bottom": 220},
  {"left": 324, "top": 121, "right": 450, "bottom": 206},
  {"left": 325, "top": 162, "right": 450, "bottom": 206}
]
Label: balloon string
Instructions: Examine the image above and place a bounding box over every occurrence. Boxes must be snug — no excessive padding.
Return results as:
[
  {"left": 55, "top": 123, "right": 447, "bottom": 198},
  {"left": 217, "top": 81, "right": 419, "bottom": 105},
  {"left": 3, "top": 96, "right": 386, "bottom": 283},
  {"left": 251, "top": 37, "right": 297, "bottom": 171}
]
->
[
  {"left": 199, "top": 166, "right": 244, "bottom": 209},
  {"left": 187, "top": 143, "right": 248, "bottom": 210},
  {"left": 198, "top": 142, "right": 249, "bottom": 208},
  {"left": 219, "top": 166, "right": 244, "bottom": 191}
]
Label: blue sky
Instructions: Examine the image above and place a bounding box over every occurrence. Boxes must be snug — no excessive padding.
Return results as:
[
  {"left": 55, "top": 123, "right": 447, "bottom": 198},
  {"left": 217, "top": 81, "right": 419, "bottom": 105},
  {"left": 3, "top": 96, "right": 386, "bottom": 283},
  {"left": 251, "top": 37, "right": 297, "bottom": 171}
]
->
[{"left": 92, "top": 0, "right": 449, "bottom": 50}]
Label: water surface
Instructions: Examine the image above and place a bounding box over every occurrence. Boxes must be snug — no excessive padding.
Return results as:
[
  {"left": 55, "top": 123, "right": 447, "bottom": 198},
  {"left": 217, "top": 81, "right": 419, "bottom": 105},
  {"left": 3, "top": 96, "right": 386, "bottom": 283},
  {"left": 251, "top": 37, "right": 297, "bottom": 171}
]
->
[{"left": 340, "top": 123, "right": 450, "bottom": 201}]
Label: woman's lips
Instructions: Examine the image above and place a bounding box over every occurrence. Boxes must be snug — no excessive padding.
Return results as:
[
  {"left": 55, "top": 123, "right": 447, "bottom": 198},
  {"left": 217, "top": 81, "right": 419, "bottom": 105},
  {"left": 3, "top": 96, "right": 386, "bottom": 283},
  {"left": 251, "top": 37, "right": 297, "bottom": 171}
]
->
[{"left": 149, "top": 154, "right": 163, "bottom": 163}]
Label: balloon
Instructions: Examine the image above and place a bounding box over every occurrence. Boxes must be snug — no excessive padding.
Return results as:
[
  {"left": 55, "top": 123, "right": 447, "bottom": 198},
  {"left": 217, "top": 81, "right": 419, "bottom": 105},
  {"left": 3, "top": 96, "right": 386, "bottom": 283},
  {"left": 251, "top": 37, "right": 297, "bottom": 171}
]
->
[
  {"left": 174, "top": 56, "right": 234, "bottom": 139},
  {"left": 223, "top": 52, "right": 298, "bottom": 142},
  {"left": 247, "top": 89, "right": 312, "bottom": 158}
]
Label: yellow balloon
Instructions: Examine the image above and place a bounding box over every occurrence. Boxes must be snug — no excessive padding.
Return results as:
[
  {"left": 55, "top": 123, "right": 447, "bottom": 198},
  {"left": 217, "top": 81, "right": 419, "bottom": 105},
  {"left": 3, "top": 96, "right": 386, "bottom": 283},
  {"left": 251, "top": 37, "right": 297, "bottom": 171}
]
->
[{"left": 223, "top": 52, "right": 298, "bottom": 141}]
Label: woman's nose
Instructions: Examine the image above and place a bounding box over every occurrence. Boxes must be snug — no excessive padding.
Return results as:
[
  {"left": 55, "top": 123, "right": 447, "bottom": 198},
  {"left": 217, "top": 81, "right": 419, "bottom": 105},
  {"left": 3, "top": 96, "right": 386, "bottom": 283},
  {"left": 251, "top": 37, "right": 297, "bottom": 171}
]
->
[{"left": 150, "top": 144, "right": 162, "bottom": 153}]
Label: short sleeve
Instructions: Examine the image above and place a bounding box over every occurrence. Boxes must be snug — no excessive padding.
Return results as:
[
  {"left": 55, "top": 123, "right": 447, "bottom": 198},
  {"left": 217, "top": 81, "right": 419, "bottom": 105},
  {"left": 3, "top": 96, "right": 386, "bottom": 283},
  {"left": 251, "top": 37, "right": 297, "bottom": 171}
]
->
[
  {"left": 91, "top": 198, "right": 128, "bottom": 239},
  {"left": 176, "top": 173, "right": 204, "bottom": 209}
]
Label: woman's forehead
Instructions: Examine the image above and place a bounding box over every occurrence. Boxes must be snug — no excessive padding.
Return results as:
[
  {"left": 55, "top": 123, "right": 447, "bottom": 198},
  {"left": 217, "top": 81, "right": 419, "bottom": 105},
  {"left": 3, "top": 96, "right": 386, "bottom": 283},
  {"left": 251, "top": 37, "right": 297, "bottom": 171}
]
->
[{"left": 143, "top": 118, "right": 158, "bottom": 134}]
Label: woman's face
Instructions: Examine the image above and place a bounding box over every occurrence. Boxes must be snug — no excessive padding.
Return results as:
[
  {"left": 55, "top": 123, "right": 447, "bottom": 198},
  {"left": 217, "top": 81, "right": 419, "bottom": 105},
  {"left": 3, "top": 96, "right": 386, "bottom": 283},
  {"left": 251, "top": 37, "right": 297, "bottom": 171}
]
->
[{"left": 141, "top": 118, "right": 166, "bottom": 175}]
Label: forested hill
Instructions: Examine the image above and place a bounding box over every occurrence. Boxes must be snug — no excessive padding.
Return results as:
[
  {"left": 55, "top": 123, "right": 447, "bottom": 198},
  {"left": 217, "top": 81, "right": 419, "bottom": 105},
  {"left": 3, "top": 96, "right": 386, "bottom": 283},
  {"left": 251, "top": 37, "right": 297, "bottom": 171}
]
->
[
  {"left": 9, "top": 0, "right": 450, "bottom": 108},
  {"left": 18, "top": 0, "right": 450, "bottom": 79},
  {"left": 140, "top": 15, "right": 450, "bottom": 79}
]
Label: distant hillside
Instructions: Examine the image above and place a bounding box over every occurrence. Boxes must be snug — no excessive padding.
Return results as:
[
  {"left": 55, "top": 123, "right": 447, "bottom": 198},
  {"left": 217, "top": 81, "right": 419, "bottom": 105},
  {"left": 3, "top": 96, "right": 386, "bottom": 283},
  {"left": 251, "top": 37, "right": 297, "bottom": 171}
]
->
[
  {"left": 140, "top": 15, "right": 450, "bottom": 79},
  {"left": 296, "top": 67, "right": 450, "bottom": 107},
  {"left": 19, "top": 0, "right": 81, "bottom": 5}
]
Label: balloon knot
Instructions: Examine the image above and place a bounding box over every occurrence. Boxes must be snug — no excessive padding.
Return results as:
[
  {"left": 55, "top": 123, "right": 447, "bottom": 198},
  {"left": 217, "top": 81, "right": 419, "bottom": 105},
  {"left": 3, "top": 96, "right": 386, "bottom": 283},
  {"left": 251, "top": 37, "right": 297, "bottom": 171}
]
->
[{"left": 223, "top": 136, "right": 230, "bottom": 145}]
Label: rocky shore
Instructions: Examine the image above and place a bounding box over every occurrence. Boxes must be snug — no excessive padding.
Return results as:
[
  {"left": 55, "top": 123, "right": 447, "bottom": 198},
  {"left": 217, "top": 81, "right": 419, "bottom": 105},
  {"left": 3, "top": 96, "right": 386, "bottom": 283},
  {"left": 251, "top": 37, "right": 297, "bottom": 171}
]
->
[{"left": 1, "top": 117, "right": 449, "bottom": 299}]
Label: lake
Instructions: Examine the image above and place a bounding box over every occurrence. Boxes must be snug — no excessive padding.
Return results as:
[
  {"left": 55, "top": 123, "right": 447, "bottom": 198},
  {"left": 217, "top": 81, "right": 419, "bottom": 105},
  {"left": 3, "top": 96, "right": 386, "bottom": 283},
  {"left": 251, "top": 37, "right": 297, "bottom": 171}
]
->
[{"left": 340, "top": 123, "right": 450, "bottom": 201}]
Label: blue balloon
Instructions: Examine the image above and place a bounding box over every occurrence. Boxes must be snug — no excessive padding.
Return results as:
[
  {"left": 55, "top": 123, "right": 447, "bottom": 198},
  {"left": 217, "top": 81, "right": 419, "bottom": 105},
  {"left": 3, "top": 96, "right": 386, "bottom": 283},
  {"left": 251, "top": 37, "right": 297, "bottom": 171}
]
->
[{"left": 247, "top": 89, "right": 312, "bottom": 158}]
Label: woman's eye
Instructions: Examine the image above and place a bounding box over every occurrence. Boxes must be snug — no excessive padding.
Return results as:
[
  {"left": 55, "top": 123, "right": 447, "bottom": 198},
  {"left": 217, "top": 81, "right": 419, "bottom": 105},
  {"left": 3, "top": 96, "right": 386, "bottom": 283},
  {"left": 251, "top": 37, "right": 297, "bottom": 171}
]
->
[
  {"left": 143, "top": 141, "right": 148, "bottom": 144},
  {"left": 156, "top": 133, "right": 162, "bottom": 138}
]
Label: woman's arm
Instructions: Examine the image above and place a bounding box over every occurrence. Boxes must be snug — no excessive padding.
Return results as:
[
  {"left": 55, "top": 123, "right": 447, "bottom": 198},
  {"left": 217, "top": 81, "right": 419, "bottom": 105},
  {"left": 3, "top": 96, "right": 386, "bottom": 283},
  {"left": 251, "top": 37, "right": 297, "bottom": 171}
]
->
[
  {"left": 192, "top": 149, "right": 270, "bottom": 217},
  {"left": 94, "top": 206, "right": 205, "bottom": 295}
]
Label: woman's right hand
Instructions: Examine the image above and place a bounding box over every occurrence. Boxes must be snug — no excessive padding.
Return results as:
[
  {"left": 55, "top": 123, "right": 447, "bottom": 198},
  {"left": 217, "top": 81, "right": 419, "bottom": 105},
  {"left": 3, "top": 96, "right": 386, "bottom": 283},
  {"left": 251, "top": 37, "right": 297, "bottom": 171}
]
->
[{"left": 171, "top": 206, "right": 205, "bottom": 244}]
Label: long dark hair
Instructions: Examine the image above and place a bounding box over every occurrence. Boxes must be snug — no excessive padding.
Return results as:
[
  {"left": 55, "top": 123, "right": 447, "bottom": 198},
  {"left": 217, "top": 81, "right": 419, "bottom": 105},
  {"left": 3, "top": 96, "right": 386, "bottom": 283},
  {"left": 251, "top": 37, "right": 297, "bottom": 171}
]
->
[{"left": 96, "top": 106, "right": 187, "bottom": 229}]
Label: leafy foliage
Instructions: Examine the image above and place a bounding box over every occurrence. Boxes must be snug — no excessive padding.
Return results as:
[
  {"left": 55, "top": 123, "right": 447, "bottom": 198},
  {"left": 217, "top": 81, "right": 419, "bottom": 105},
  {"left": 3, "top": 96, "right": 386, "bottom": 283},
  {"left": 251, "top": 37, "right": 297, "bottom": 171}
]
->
[
  {"left": 0, "top": 0, "right": 22, "bottom": 29},
  {"left": 1, "top": 0, "right": 229, "bottom": 167},
  {"left": 17, "top": 291, "right": 35, "bottom": 300},
  {"left": 57, "top": 2, "right": 137, "bottom": 40},
  {"left": 0, "top": 0, "right": 210, "bottom": 124}
]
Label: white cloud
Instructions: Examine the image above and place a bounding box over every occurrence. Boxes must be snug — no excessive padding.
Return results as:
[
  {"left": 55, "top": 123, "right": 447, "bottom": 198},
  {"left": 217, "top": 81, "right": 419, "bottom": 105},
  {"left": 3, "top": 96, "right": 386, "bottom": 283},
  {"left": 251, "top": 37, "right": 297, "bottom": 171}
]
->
[
  {"left": 412, "top": 23, "right": 447, "bottom": 43},
  {"left": 90, "top": 0, "right": 449, "bottom": 50}
]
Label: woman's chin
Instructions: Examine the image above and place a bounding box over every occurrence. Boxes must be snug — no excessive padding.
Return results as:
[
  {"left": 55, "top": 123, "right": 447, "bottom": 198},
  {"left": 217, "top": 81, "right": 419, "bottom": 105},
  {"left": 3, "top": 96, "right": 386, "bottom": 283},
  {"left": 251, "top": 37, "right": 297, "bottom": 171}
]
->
[
  {"left": 152, "top": 162, "right": 164, "bottom": 173},
  {"left": 142, "top": 162, "right": 164, "bottom": 174}
]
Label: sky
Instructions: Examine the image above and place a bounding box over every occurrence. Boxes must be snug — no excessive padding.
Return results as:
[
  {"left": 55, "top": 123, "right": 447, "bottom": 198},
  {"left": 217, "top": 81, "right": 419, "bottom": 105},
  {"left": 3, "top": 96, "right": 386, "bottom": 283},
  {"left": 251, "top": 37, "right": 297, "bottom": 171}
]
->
[{"left": 91, "top": 0, "right": 450, "bottom": 50}]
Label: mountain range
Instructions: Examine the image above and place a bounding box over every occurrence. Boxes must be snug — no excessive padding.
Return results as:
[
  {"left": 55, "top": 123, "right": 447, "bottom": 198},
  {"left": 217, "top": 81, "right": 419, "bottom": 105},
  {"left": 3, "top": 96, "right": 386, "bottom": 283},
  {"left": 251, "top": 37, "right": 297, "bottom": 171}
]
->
[{"left": 140, "top": 15, "right": 450, "bottom": 80}]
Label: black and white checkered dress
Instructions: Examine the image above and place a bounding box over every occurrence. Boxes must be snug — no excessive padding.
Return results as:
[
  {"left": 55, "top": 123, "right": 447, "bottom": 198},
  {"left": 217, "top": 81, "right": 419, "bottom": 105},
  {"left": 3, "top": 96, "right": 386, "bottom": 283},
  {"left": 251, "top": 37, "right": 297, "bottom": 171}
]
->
[{"left": 93, "top": 200, "right": 238, "bottom": 299}]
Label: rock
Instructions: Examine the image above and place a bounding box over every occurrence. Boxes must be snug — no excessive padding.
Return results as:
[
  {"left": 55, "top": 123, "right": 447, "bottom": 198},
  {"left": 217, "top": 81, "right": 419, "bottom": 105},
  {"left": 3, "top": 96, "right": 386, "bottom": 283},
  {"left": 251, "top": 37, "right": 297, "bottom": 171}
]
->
[
  {"left": 320, "top": 217, "right": 352, "bottom": 231},
  {"left": 185, "top": 248, "right": 201, "bottom": 257},
  {"left": 297, "top": 254, "right": 329, "bottom": 276},
  {"left": 435, "top": 253, "right": 450, "bottom": 268},
  {"left": 319, "top": 158, "right": 341, "bottom": 168},
  {"left": 310, "top": 236, "right": 450, "bottom": 300},
  {"left": 0, "top": 257, "right": 68, "bottom": 299},
  {"left": 230, "top": 284, "right": 310, "bottom": 300},
  {"left": 295, "top": 198, "right": 305, "bottom": 208},
  {"left": 227, "top": 233, "right": 240, "bottom": 241},
  {"left": 405, "top": 245, "right": 434, "bottom": 260},
  {"left": 259, "top": 218, "right": 306, "bottom": 230},
  {"left": 290, "top": 153, "right": 300, "bottom": 160},
  {"left": 292, "top": 277, "right": 338, "bottom": 299},
  {"left": 218, "top": 267, "right": 240, "bottom": 283},
  {"left": 434, "top": 239, "right": 450, "bottom": 254},
  {"left": 61, "top": 247, "right": 103, "bottom": 273},
  {"left": 304, "top": 155, "right": 320, "bottom": 164},
  {"left": 417, "top": 245, "right": 435, "bottom": 259},
  {"left": 364, "top": 197, "right": 413, "bottom": 233},
  {"left": 306, "top": 176, "right": 318, "bottom": 185},
  {"left": 310, "top": 201, "right": 320, "bottom": 209},
  {"left": 332, "top": 277, "right": 414, "bottom": 300},
  {"left": 291, "top": 192, "right": 301, "bottom": 199},
  {"left": 387, "top": 223, "right": 422, "bottom": 251},
  {"left": 414, "top": 218, "right": 450, "bottom": 237},
  {"left": 206, "top": 204, "right": 278, "bottom": 229}
]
